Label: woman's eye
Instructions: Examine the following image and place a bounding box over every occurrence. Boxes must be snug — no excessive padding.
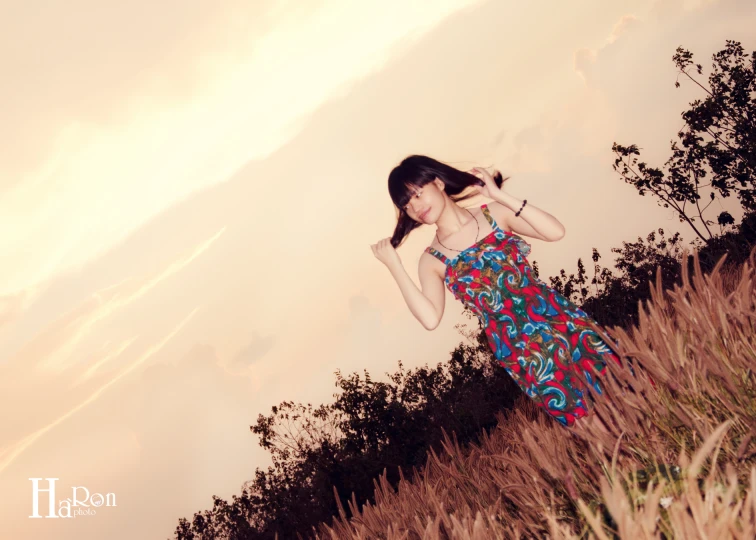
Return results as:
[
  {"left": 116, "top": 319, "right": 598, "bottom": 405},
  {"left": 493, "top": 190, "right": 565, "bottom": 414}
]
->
[{"left": 403, "top": 190, "right": 421, "bottom": 210}]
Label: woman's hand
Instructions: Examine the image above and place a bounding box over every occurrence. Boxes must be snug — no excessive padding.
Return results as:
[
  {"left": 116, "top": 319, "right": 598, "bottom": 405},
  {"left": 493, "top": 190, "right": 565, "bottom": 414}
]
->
[
  {"left": 371, "top": 237, "right": 402, "bottom": 270},
  {"left": 469, "top": 167, "right": 506, "bottom": 200}
]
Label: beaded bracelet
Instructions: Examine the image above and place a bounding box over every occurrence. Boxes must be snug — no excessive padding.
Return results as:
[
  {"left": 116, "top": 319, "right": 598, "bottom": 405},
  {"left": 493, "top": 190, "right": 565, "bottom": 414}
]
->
[{"left": 515, "top": 199, "right": 527, "bottom": 217}]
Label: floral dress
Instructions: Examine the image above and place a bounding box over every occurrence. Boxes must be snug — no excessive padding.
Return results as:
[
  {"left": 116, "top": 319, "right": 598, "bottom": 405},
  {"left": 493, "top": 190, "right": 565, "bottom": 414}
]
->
[{"left": 425, "top": 203, "right": 622, "bottom": 427}]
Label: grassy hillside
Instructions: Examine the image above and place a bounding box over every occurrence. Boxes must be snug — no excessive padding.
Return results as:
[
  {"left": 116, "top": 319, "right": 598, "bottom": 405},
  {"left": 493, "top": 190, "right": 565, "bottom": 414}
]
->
[{"left": 315, "top": 247, "right": 756, "bottom": 539}]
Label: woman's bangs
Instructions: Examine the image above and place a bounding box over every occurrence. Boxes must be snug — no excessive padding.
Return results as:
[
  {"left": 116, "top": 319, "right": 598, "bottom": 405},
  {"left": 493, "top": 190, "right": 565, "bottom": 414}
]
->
[
  {"left": 390, "top": 177, "right": 421, "bottom": 209},
  {"left": 397, "top": 181, "right": 425, "bottom": 209}
]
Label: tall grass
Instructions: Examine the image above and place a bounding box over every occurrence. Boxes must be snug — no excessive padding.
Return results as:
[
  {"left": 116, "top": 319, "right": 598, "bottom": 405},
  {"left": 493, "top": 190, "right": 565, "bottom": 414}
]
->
[{"left": 311, "top": 247, "right": 756, "bottom": 539}]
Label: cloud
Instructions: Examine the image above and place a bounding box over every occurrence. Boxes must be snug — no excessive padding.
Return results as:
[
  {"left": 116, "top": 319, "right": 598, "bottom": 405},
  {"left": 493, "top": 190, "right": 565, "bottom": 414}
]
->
[
  {"left": 0, "top": 306, "right": 199, "bottom": 476},
  {"left": 0, "top": 287, "right": 39, "bottom": 330},
  {"left": 609, "top": 14, "right": 640, "bottom": 42},
  {"left": 230, "top": 333, "right": 276, "bottom": 369},
  {"left": 508, "top": 125, "right": 553, "bottom": 174},
  {"left": 0, "top": 1, "right": 282, "bottom": 190},
  {"left": 573, "top": 14, "right": 640, "bottom": 86},
  {"left": 0, "top": 227, "right": 226, "bottom": 474},
  {"left": 0, "top": 341, "right": 267, "bottom": 539},
  {"left": 0, "top": 0, "right": 480, "bottom": 301},
  {"left": 24, "top": 226, "right": 224, "bottom": 374},
  {"left": 573, "top": 47, "right": 598, "bottom": 85}
]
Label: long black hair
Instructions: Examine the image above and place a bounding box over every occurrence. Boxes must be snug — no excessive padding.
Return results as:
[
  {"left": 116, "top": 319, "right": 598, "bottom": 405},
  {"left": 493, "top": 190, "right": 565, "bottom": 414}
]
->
[{"left": 387, "top": 155, "right": 507, "bottom": 248}]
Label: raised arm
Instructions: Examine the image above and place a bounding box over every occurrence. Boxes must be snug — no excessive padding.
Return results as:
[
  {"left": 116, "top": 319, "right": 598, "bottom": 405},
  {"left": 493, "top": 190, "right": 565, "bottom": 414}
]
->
[
  {"left": 370, "top": 237, "right": 445, "bottom": 330},
  {"left": 382, "top": 254, "right": 445, "bottom": 330},
  {"left": 415, "top": 255, "right": 446, "bottom": 330}
]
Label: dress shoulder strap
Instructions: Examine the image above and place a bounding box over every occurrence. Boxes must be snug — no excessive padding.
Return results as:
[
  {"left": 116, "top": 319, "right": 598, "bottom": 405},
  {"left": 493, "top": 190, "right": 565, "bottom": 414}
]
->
[
  {"left": 424, "top": 246, "right": 449, "bottom": 265},
  {"left": 481, "top": 203, "right": 501, "bottom": 231}
]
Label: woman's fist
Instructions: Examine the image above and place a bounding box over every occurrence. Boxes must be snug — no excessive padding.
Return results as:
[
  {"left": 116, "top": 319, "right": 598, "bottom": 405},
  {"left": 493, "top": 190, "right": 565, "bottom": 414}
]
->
[{"left": 370, "top": 237, "right": 401, "bottom": 269}]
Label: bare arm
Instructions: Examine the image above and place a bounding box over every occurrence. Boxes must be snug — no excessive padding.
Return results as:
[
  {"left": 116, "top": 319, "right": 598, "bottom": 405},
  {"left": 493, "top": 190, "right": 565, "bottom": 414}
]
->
[
  {"left": 386, "top": 255, "right": 446, "bottom": 330},
  {"left": 488, "top": 196, "right": 565, "bottom": 241}
]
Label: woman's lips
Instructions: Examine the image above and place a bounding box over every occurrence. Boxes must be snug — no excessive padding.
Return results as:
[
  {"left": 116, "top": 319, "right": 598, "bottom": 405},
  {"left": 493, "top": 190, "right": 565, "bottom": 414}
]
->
[{"left": 420, "top": 209, "right": 430, "bottom": 220}]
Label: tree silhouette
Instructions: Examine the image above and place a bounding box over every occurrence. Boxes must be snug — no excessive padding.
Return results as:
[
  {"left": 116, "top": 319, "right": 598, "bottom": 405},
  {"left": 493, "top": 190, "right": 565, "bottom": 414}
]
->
[
  {"left": 175, "top": 342, "right": 523, "bottom": 539},
  {"left": 612, "top": 40, "right": 755, "bottom": 242}
]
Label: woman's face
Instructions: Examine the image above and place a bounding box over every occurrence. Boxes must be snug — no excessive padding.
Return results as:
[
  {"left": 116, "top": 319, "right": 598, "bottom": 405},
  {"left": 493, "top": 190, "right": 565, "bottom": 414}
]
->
[{"left": 402, "top": 178, "right": 444, "bottom": 223}]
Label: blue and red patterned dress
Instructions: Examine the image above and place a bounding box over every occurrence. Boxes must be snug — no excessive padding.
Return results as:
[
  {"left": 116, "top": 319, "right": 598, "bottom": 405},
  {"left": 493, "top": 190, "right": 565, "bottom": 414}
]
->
[{"left": 425, "top": 203, "right": 622, "bottom": 427}]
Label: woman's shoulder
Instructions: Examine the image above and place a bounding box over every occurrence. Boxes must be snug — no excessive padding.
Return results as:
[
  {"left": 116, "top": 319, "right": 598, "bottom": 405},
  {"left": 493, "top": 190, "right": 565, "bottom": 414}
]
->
[
  {"left": 419, "top": 248, "right": 447, "bottom": 280},
  {"left": 481, "top": 201, "right": 511, "bottom": 231}
]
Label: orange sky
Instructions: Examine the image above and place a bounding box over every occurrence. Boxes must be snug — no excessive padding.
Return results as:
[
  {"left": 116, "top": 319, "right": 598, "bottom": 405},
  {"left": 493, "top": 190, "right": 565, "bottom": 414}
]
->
[{"left": 2, "top": 0, "right": 754, "bottom": 538}]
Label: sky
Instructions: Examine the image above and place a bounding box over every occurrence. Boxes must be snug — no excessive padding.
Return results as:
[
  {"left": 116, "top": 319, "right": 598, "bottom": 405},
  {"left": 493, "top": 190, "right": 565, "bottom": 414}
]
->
[{"left": 1, "top": 0, "right": 755, "bottom": 537}]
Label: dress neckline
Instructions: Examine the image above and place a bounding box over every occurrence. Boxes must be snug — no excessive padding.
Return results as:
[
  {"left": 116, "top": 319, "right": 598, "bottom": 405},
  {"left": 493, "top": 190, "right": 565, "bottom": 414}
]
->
[
  {"left": 436, "top": 228, "right": 517, "bottom": 272},
  {"left": 446, "top": 229, "right": 499, "bottom": 265},
  {"left": 425, "top": 203, "right": 515, "bottom": 268}
]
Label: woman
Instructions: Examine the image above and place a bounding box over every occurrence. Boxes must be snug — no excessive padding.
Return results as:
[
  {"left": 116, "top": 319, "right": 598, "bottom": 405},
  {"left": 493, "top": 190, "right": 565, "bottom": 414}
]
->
[{"left": 370, "top": 155, "right": 622, "bottom": 428}]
